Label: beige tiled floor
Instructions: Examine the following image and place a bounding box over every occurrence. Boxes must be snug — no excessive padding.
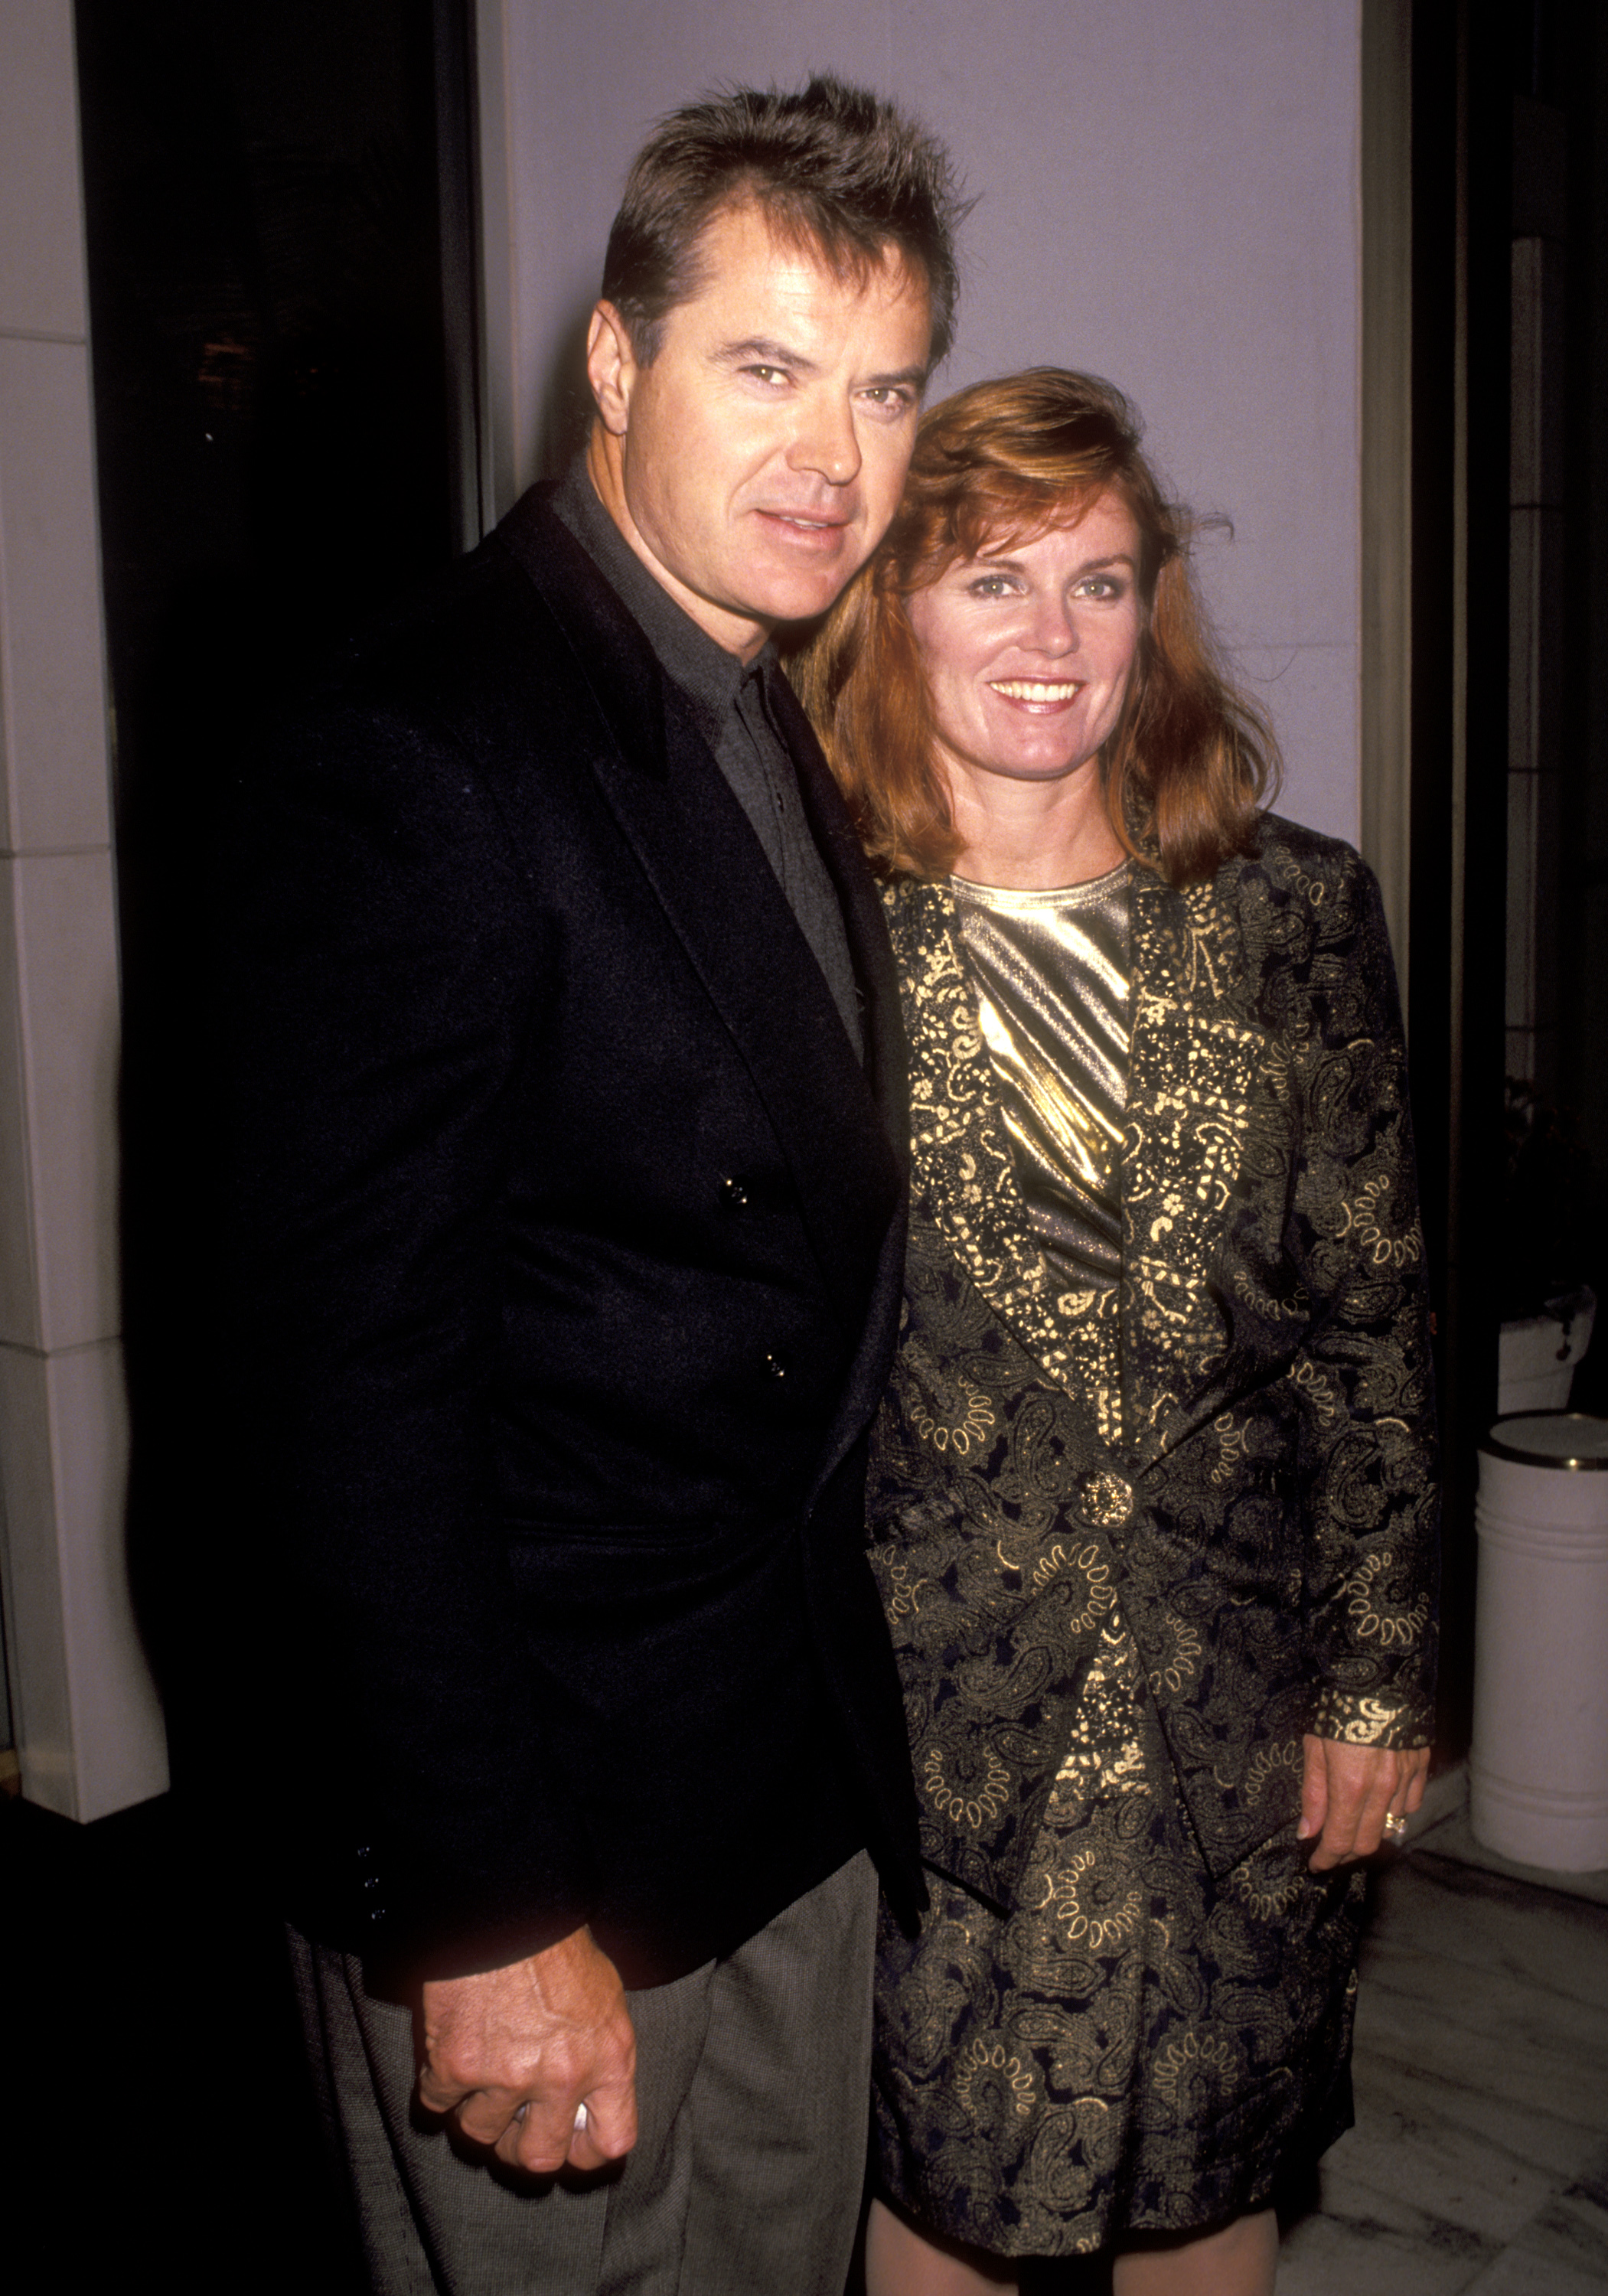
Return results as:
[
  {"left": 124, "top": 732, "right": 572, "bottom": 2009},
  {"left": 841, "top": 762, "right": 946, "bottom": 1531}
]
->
[{"left": 1277, "top": 1813, "right": 1608, "bottom": 2292}]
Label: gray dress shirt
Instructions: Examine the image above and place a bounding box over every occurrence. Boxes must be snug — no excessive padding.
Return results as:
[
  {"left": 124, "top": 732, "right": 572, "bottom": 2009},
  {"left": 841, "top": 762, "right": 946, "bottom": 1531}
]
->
[{"left": 551, "top": 464, "right": 862, "bottom": 1055}]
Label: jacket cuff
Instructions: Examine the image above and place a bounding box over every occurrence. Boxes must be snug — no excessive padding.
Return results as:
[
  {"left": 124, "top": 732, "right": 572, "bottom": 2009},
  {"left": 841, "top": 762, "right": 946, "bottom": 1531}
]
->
[{"left": 1310, "top": 1688, "right": 1433, "bottom": 1749}]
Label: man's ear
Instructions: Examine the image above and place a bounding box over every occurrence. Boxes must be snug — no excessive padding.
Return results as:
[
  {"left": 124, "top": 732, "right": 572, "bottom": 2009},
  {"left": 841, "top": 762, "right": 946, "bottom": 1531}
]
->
[{"left": 586, "top": 302, "right": 636, "bottom": 436}]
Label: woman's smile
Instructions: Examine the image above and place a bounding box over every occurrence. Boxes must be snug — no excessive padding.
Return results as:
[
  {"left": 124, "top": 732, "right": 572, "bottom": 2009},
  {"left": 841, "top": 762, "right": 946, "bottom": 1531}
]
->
[{"left": 987, "top": 677, "right": 1085, "bottom": 708}]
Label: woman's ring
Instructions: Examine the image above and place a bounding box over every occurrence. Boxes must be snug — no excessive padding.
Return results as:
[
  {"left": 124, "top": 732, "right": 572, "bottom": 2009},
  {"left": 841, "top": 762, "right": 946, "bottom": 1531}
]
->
[{"left": 1383, "top": 1812, "right": 1407, "bottom": 1839}]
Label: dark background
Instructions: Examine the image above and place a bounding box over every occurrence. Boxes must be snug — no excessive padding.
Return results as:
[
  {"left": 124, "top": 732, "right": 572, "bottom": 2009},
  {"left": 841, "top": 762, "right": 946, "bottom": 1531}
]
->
[
  {"left": 5, "top": 2, "right": 466, "bottom": 2287},
  {"left": 1408, "top": 0, "right": 1608, "bottom": 1768}
]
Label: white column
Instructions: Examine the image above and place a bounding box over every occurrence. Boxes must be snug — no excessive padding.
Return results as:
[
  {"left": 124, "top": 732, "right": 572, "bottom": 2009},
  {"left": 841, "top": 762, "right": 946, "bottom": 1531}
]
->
[{"left": 0, "top": 0, "right": 167, "bottom": 1818}]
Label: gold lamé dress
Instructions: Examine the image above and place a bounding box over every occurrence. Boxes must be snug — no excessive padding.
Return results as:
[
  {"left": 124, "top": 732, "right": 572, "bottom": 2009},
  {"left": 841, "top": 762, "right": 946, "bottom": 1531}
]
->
[{"left": 869, "top": 865, "right": 1367, "bottom": 2257}]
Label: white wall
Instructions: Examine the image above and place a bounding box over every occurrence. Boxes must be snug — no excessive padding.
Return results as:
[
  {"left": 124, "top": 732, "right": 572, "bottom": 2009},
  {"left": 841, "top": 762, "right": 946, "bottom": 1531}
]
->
[
  {"left": 476, "top": 0, "right": 1363, "bottom": 844},
  {"left": 0, "top": 1, "right": 168, "bottom": 1818}
]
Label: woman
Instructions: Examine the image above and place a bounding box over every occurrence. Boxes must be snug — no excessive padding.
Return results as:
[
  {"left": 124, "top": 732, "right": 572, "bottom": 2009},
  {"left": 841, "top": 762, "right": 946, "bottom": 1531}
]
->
[{"left": 793, "top": 373, "right": 1437, "bottom": 2294}]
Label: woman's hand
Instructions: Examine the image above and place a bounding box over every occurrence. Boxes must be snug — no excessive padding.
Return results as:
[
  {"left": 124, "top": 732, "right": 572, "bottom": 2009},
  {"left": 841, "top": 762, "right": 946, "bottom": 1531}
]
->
[{"left": 1297, "top": 1735, "right": 1430, "bottom": 1869}]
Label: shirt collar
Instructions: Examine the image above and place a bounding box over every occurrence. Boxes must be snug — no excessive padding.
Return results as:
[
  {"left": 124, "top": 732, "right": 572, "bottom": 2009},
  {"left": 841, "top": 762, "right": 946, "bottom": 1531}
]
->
[{"left": 550, "top": 459, "right": 775, "bottom": 720}]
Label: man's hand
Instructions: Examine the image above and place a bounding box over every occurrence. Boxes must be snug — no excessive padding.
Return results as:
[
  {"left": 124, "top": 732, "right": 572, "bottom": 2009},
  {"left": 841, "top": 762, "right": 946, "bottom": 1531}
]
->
[
  {"left": 1298, "top": 1733, "right": 1430, "bottom": 1870},
  {"left": 418, "top": 1926, "right": 638, "bottom": 2174}
]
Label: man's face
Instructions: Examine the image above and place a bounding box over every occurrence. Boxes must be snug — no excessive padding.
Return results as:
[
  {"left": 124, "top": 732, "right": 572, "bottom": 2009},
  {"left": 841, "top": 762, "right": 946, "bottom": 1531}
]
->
[{"left": 589, "top": 202, "right": 931, "bottom": 657}]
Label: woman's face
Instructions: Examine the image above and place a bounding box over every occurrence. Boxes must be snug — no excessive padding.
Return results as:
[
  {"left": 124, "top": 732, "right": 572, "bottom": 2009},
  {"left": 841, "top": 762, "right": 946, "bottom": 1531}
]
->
[{"left": 905, "top": 487, "right": 1143, "bottom": 797}]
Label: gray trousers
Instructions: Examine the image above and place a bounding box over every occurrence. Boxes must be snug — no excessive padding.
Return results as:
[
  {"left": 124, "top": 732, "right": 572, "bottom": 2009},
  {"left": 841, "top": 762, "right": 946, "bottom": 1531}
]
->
[{"left": 289, "top": 1852, "right": 876, "bottom": 2296}]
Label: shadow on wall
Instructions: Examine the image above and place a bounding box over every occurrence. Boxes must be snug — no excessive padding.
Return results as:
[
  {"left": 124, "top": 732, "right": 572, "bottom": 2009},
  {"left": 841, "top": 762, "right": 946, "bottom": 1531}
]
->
[{"left": 535, "top": 298, "right": 599, "bottom": 482}]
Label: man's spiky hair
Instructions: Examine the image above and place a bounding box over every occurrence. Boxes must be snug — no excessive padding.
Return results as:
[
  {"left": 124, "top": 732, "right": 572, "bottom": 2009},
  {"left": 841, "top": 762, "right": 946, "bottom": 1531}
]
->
[{"left": 601, "top": 73, "right": 967, "bottom": 368}]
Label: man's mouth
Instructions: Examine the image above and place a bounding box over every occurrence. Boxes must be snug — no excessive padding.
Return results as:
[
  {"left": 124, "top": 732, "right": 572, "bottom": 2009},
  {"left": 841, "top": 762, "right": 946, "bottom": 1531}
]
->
[
  {"left": 989, "top": 679, "right": 1083, "bottom": 704},
  {"left": 756, "top": 508, "right": 851, "bottom": 538}
]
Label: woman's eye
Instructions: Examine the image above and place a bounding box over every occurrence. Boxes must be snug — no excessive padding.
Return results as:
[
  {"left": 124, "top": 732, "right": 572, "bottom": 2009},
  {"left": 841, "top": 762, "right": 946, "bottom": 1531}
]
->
[
  {"left": 1077, "top": 576, "right": 1124, "bottom": 600},
  {"left": 967, "top": 576, "right": 1016, "bottom": 598}
]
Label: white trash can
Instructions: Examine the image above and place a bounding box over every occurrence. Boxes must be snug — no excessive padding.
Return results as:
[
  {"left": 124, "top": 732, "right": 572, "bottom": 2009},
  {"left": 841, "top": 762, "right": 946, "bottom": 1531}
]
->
[{"left": 1471, "top": 1411, "right": 1608, "bottom": 1872}]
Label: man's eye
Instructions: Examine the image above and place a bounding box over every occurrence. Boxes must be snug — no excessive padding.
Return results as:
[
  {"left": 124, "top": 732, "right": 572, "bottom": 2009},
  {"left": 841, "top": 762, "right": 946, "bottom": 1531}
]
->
[
  {"left": 743, "top": 365, "right": 788, "bottom": 386},
  {"left": 862, "top": 386, "right": 913, "bottom": 409}
]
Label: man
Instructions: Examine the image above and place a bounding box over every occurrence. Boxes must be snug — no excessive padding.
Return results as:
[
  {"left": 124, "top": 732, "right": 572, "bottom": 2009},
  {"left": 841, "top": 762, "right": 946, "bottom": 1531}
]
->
[{"left": 224, "top": 77, "right": 963, "bottom": 2294}]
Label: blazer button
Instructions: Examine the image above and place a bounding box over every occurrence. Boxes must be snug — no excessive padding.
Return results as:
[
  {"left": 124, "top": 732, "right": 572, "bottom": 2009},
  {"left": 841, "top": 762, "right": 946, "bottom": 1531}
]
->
[
  {"left": 1073, "top": 1466, "right": 1135, "bottom": 1530},
  {"left": 720, "top": 1176, "right": 751, "bottom": 1211},
  {"left": 763, "top": 1352, "right": 788, "bottom": 1380}
]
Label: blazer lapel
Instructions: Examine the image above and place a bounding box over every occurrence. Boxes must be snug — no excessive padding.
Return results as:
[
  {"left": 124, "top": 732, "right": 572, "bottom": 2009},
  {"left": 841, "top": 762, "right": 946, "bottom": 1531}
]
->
[
  {"left": 497, "top": 493, "right": 899, "bottom": 1334},
  {"left": 1120, "top": 866, "right": 1272, "bottom": 1466},
  {"left": 762, "top": 666, "right": 916, "bottom": 1500},
  {"left": 767, "top": 665, "right": 907, "bottom": 1152}
]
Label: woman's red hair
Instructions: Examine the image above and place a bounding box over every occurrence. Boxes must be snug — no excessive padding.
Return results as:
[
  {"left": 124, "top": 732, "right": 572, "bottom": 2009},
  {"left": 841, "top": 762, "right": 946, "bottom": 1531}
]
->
[{"left": 788, "top": 369, "right": 1279, "bottom": 883}]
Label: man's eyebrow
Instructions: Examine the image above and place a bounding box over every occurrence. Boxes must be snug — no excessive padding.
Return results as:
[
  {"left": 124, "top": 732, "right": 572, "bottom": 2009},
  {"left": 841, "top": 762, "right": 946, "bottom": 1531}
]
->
[
  {"left": 713, "top": 338, "right": 928, "bottom": 391},
  {"left": 716, "top": 337, "right": 818, "bottom": 373}
]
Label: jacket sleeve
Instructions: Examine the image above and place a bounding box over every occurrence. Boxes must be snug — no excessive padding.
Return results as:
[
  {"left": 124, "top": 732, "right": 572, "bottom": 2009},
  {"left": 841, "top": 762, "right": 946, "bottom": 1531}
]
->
[
  {"left": 1282, "top": 850, "right": 1440, "bottom": 1748},
  {"left": 222, "top": 683, "right": 596, "bottom": 1977}
]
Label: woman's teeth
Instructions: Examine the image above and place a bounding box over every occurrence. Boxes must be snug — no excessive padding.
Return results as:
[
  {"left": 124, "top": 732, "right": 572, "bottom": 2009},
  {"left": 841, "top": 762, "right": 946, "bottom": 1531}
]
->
[{"left": 990, "top": 680, "right": 1081, "bottom": 701}]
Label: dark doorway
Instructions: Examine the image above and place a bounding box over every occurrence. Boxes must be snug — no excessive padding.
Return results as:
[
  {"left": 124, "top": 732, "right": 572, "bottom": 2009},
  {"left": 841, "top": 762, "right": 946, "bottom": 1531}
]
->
[
  {"left": 77, "top": 0, "right": 477, "bottom": 1681},
  {"left": 4, "top": 5, "right": 477, "bottom": 2286},
  {"left": 1407, "top": 0, "right": 1608, "bottom": 1761}
]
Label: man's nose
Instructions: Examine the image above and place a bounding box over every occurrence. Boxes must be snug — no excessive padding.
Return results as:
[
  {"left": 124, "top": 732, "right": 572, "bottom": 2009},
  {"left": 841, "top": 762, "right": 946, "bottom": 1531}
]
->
[{"left": 788, "top": 391, "right": 862, "bottom": 487}]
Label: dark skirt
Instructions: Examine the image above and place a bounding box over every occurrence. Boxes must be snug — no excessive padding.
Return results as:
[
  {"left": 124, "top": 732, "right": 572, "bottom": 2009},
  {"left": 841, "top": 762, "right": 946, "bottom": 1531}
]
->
[{"left": 872, "top": 1647, "right": 1365, "bottom": 2258}]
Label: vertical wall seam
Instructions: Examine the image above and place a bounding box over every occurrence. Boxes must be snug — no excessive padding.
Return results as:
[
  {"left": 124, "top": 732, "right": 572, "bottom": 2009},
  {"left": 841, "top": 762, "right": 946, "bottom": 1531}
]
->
[{"left": 1358, "top": 0, "right": 1414, "bottom": 1003}]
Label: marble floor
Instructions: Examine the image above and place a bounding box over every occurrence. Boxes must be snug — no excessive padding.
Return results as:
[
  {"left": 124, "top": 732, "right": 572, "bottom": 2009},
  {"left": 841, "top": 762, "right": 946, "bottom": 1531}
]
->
[{"left": 1277, "top": 1795, "right": 1608, "bottom": 2294}]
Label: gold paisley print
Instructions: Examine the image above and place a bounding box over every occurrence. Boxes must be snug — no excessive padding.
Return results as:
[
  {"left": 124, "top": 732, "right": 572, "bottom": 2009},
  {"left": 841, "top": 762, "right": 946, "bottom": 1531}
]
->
[
  {"left": 1048, "top": 1848, "right": 1145, "bottom": 1952},
  {"left": 1341, "top": 1548, "right": 1434, "bottom": 1649},
  {"left": 869, "top": 818, "right": 1437, "bottom": 2256},
  {"left": 908, "top": 1368, "right": 996, "bottom": 1456},
  {"left": 1147, "top": 1609, "right": 1204, "bottom": 1698},
  {"left": 952, "top": 2034, "right": 1041, "bottom": 2141},
  {"left": 924, "top": 1741, "right": 1012, "bottom": 1832}
]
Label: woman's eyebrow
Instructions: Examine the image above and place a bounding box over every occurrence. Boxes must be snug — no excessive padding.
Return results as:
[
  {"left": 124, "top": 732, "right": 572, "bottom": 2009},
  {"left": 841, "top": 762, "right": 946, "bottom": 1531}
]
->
[{"left": 973, "top": 551, "right": 1137, "bottom": 578}]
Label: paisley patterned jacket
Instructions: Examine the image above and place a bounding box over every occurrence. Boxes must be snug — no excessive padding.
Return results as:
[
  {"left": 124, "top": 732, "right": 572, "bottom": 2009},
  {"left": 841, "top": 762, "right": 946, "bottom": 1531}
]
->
[{"left": 868, "top": 814, "right": 1440, "bottom": 1911}]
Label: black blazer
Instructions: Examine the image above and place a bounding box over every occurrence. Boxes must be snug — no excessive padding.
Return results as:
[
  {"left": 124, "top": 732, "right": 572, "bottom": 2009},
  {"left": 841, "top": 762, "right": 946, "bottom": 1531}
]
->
[{"left": 223, "top": 488, "right": 919, "bottom": 1985}]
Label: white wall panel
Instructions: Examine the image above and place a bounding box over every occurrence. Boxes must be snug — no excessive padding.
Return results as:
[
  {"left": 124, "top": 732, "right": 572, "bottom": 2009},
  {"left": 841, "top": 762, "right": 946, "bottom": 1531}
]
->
[{"left": 0, "top": 0, "right": 167, "bottom": 1819}]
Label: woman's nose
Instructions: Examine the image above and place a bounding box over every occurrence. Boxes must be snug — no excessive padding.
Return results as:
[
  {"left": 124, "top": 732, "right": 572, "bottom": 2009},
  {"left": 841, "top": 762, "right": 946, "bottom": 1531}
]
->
[{"left": 1024, "top": 595, "right": 1078, "bottom": 653}]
